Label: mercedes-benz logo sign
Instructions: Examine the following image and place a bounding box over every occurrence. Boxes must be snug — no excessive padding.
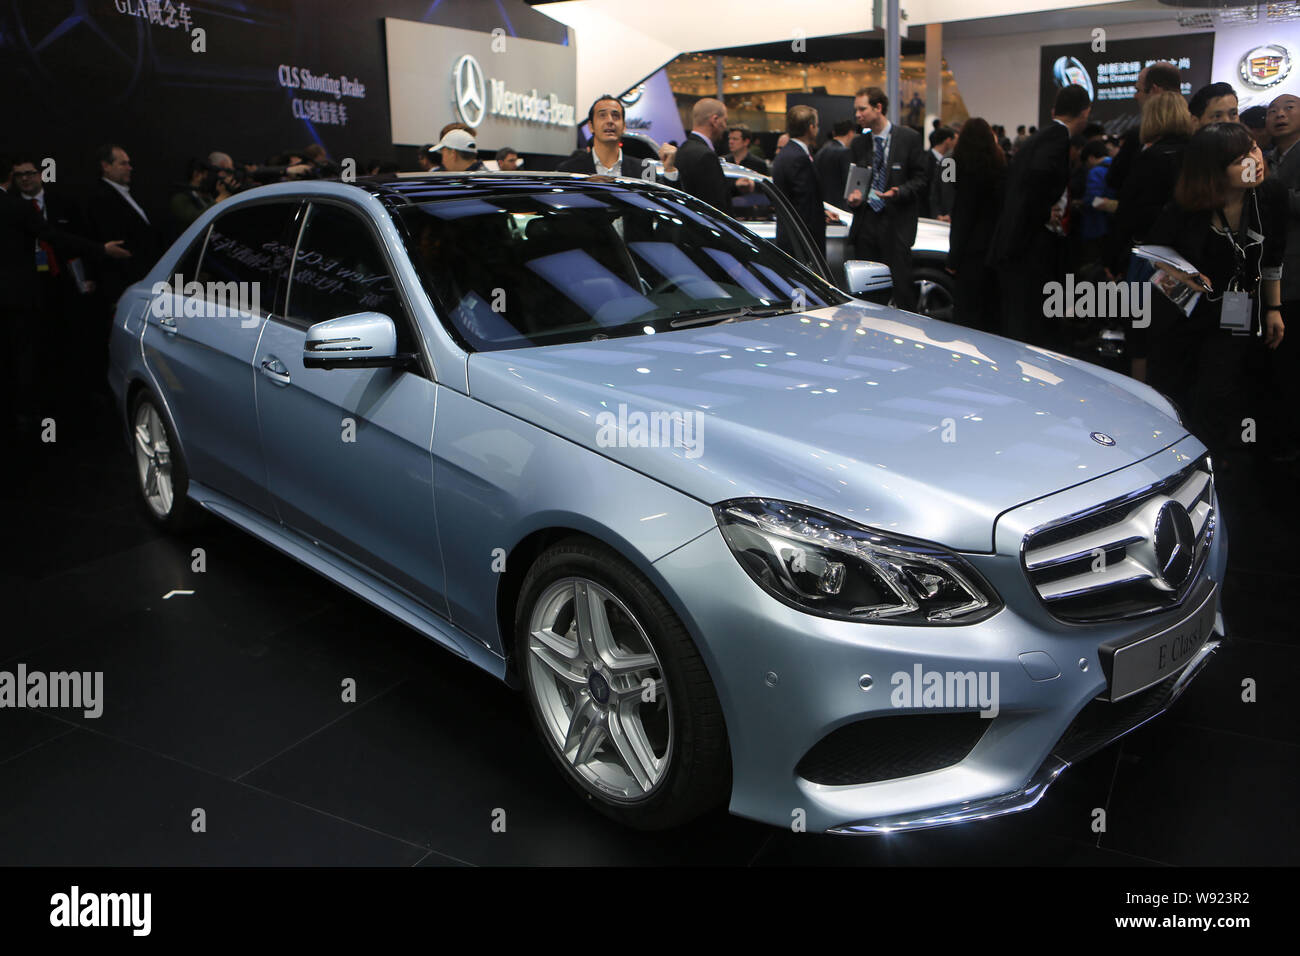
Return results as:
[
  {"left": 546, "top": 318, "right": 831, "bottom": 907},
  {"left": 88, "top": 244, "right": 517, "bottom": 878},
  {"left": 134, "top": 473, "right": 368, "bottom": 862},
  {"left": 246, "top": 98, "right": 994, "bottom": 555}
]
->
[
  {"left": 1152, "top": 499, "right": 1195, "bottom": 590},
  {"left": 452, "top": 53, "right": 486, "bottom": 127},
  {"left": 587, "top": 670, "right": 611, "bottom": 706},
  {"left": 1090, "top": 431, "right": 1116, "bottom": 446}
]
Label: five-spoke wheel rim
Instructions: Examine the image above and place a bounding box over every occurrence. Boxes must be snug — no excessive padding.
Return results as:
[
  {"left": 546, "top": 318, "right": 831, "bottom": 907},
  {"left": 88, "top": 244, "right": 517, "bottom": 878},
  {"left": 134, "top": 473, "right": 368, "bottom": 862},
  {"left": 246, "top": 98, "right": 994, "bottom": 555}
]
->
[
  {"left": 526, "top": 577, "right": 673, "bottom": 802},
  {"left": 133, "top": 402, "right": 174, "bottom": 519}
]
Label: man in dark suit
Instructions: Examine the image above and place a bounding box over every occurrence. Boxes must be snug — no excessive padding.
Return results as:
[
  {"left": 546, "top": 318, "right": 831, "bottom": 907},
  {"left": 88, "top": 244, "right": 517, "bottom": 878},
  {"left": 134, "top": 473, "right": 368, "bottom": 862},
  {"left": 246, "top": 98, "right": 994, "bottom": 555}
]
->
[
  {"left": 660, "top": 98, "right": 753, "bottom": 210},
  {"left": 85, "top": 144, "right": 160, "bottom": 308},
  {"left": 559, "top": 95, "right": 668, "bottom": 179},
  {"left": 1264, "top": 93, "right": 1300, "bottom": 456},
  {"left": 987, "top": 84, "right": 1092, "bottom": 346},
  {"left": 2, "top": 186, "right": 129, "bottom": 433},
  {"left": 726, "top": 125, "right": 770, "bottom": 176},
  {"left": 845, "top": 86, "right": 929, "bottom": 310},
  {"left": 814, "top": 119, "right": 856, "bottom": 211},
  {"left": 926, "top": 126, "right": 957, "bottom": 220},
  {"left": 772, "top": 105, "right": 827, "bottom": 266},
  {"left": 1106, "top": 62, "right": 1181, "bottom": 193}
]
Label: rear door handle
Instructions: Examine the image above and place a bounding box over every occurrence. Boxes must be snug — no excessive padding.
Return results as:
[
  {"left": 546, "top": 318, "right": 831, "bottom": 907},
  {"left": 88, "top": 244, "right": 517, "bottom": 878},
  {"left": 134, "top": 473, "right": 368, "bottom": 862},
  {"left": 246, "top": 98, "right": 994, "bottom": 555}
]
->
[{"left": 260, "top": 356, "right": 291, "bottom": 386}]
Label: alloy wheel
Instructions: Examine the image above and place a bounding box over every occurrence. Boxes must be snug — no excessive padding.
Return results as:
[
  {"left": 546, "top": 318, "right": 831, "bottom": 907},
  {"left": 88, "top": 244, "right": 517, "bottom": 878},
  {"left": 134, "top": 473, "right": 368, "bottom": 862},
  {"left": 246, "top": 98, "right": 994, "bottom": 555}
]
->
[
  {"left": 133, "top": 401, "right": 174, "bottom": 519},
  {"left": 526, "top": 577, "right": 673, "bottom": 801}
]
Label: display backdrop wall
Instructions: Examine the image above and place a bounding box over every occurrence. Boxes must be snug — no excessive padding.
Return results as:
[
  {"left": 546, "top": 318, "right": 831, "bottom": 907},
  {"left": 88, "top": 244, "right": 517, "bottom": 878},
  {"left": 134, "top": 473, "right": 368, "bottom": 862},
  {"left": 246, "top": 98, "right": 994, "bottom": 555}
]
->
[
  {"left": 0, "top": 0, "right": 568, "bottom": 219},
  {"left": 1039, "top": 33, "right": 1214, "bottom": 132},
  {"left": 943, "top": 19, "right": 1214, "bottom": 137},
  {"left": 1210, "top": 19, "right": 1300, "bottom": 112},
  {"left": 386, "top": 17, "right": 577, "bottom": 155}
]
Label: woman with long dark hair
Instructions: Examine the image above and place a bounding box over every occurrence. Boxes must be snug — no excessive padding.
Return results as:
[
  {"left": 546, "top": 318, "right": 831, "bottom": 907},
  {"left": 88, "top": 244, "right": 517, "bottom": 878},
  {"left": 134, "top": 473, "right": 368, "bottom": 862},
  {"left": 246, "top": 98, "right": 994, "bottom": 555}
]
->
[
  {"left": 945, "top": 117, "right": 1005, "bottom": 332},
  {"left": 1145, "top": 122, "right": 1286, "bottom": 462}
]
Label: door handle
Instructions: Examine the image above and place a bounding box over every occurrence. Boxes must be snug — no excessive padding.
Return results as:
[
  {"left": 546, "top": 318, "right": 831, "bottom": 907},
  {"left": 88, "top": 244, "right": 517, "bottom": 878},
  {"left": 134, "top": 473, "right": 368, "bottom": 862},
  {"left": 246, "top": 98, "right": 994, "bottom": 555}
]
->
[
  {"left": 159, "top": 315, "right": 178, "bottom": 335},
  {"left": 260, "top": 355, "right": 291, "bottom": 386}
]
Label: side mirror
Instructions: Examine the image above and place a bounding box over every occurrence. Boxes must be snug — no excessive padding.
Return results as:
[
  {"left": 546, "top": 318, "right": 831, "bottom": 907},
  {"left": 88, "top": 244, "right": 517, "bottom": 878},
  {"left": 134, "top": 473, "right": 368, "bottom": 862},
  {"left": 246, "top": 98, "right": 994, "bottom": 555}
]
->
[
  {"left": 843, "top": 260, "right": 893, "bottom": 295},
  {"left": 303, "top": 312, "right": 416, "bottom": 370}
]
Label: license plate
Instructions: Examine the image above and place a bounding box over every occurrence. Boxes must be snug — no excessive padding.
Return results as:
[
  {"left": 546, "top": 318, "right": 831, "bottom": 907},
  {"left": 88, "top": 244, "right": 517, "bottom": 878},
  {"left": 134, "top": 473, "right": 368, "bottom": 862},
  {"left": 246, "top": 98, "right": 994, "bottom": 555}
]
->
[{"left": 1101, "top": 585, "right": 1218, "bottom": 701}]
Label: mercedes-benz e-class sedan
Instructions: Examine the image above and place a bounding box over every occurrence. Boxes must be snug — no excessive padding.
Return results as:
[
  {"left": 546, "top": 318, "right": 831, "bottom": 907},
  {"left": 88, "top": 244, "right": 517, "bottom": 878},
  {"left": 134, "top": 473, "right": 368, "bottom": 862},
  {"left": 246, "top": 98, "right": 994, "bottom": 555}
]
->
[{"left": 109, "top": 172, "right": 1225, "bottom": 833}]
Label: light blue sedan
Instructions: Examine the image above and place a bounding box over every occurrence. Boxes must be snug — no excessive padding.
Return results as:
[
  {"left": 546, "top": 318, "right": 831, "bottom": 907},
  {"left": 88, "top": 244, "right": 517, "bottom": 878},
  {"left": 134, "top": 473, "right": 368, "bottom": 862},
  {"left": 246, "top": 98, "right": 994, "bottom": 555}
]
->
[{"left": 109, "top": 172, "right": 1225, "bottom": 833}]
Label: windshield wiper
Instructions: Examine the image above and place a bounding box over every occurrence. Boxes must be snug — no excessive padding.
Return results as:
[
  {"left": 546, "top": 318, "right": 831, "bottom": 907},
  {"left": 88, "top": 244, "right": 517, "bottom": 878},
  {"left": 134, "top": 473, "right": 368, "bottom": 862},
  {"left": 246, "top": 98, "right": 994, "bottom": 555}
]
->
[{"left": 669, "top": 304, "right": 794, "bottom": 329}]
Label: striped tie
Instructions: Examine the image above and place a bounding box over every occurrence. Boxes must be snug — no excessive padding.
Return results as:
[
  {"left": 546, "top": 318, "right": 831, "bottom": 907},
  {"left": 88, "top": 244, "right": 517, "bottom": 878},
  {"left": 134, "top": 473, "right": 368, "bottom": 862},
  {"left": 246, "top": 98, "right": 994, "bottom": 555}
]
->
[{"left": 869, "top": 136, "right": 887, "bottom": 212}]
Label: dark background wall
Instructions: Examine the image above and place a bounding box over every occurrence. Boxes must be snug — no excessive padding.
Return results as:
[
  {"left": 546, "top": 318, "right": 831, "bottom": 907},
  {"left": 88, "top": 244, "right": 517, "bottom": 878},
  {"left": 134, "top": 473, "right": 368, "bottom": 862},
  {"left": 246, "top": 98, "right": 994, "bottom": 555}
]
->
[{"left": 0, "top": 0, "right": 569, "bottom": 218}]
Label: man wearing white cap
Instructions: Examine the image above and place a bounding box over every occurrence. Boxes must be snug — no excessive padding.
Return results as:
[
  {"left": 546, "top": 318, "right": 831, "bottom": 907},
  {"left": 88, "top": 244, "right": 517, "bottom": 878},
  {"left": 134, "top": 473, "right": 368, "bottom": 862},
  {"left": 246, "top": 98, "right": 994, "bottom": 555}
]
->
[{"left": 431, "top": 128, "right": 485, "bottom": 172}]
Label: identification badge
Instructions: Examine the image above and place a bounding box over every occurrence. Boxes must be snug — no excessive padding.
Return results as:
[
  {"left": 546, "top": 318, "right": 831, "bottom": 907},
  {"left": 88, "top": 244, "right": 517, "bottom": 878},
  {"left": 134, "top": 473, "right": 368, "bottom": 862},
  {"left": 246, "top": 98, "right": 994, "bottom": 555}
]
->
[
  {"left": 34, "top": 247, "right": 49, "bottom": 272},
  {"left": 1220, "top": 290, "right": 1252, "bottom": 333}
]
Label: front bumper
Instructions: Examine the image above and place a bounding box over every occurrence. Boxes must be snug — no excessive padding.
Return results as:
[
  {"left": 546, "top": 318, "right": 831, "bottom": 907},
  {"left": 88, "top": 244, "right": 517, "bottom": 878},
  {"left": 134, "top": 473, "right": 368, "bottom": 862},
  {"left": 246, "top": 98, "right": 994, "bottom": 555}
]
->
[{"left": 651, "top": 442, "right": 1227, "bottom": 833}]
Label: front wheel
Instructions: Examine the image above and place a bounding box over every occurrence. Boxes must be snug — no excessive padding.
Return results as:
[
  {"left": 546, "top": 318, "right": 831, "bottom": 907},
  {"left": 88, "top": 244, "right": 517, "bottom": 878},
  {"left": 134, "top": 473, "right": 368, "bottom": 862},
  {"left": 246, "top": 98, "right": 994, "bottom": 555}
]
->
[
  {"left": 900, "top": 265, "right": 956, "bottom": 322},
  {"left": 515, "top": 537, "right": 730, "bottom": 829}
]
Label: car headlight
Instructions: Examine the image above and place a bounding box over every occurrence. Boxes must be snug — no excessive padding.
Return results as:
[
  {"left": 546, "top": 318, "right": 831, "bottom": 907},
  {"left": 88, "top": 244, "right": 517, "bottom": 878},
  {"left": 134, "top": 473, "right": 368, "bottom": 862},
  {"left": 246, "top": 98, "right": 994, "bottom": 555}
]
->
[{"left": 714, "top": 499, "right": 1000, "bottom": 625}]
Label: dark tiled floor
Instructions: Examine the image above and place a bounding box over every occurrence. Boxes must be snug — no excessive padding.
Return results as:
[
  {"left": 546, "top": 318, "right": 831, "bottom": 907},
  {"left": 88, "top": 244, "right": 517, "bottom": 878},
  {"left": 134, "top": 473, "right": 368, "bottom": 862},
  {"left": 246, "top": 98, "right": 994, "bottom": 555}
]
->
[{"left": 2, "top": 401, "right": 1297, "bottom": 866}]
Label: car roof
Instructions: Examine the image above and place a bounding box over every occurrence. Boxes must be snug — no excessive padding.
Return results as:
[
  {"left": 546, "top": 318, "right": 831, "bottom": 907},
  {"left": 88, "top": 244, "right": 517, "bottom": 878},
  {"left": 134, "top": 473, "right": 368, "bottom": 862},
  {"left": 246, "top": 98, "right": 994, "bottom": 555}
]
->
[{"left": 354, "top": 170, "right": 684, "bottom": 211}]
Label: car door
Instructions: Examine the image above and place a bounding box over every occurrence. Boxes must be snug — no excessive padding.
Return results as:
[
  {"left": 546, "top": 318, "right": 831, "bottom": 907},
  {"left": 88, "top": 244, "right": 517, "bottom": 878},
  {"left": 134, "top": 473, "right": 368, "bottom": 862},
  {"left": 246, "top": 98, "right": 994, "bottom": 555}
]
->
[
  {"left": 141, "top": 200, "right": 300, "bottom": 516},
  {"left": 253, "top": 199, "right": 447, "bottom": 615}
]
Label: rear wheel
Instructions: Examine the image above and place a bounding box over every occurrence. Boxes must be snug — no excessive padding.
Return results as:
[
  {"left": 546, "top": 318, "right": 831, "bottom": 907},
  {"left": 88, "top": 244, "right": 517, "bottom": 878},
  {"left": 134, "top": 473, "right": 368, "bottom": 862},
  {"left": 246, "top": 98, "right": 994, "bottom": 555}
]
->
[{"left": 515, "top": 537, "right": 730, "bottom": 829}]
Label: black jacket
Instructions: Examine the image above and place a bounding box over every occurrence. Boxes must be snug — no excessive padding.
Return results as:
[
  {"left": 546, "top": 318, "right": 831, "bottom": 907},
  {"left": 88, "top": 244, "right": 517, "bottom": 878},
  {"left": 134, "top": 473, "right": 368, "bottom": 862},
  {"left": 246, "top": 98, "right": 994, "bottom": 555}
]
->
[
  {"left": 1, "top": 190, "right": 105, "bottom": 311},
  {"left": 1267, "top": 140, "right": 1300, "bottom": 303},
  {"left": 847, "top": 123, "right": 928, "bottom": 249},
  {"left": 85, "top": 179, "right": 160, "bottom": 300},
  {"left": 928, "top": 150, "right": 956, "bottom": 218},
  {"left": 772, "top": 140, "right": 826, "bottom": 257},
  {"left": 813, "top": 139, "right": 852, "bottom": 211},
  {"left": 672, "top": 132, "right": 729, "bottom": 211},
  {"left": 988, "top": 121, "right": 1071, "bottom": 266},
  {"left": 557, "top": 150, "right": 646, "bottom": 178},
  {"left": 732, "top": 151, "right": 769, "bottom": 176},
  {"left": 1106, "top": 135, "right": 1187, "bottom": 274},
  {"left": 1145, "top": 177, "right": 1287, "bottom": 333},
  {"left": 947, "top": 166, "right": 1006, "bottom": 273}
]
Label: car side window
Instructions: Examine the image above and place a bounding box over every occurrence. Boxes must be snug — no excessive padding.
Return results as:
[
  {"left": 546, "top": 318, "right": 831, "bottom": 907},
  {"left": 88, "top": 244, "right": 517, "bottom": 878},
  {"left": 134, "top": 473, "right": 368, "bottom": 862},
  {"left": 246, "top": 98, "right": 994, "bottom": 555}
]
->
[
  {"left": 196, "top": 203, "right": 299, "bottom": 316},
  {"left": 171, "top": 226, "right": 208, "bottom": 283},
  {"left": 284, "top": 202, "right": 416, "bottom": 353}
]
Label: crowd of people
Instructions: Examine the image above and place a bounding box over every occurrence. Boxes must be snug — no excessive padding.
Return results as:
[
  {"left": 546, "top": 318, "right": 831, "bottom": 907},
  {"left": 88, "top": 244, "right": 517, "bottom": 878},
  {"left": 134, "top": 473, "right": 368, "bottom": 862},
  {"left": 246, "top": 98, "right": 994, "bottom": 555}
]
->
[{"left": 3, "top": 67, "right": 1298, "bottom": 464}]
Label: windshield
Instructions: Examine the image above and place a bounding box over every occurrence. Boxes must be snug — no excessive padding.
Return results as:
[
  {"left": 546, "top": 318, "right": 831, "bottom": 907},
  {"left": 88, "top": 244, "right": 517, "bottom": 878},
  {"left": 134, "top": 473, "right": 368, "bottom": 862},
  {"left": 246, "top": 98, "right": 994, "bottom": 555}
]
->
[{"left": 393, "top": 182, "right": 848, "bottom": 351}]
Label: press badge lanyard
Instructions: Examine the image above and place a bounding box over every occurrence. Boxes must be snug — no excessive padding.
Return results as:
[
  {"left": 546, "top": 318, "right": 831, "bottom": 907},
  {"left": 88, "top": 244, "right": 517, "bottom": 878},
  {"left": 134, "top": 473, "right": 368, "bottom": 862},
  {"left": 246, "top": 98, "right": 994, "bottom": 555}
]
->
[{"left": 1213, "top": 198, "right": 1257, "bottom": 335}]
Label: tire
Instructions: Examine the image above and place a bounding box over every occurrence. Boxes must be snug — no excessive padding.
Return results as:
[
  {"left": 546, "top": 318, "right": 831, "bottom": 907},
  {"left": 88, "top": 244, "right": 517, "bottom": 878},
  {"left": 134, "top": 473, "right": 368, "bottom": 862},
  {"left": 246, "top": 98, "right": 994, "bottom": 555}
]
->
[
  {"left": 129, "top": 391, "right": 200, "bottom": 531},
  {"left": 515, "top": 537, "right": 730, "bottom": 829},
  {"left": 900, "top": 264, "right": 956, "bottom": 322}
]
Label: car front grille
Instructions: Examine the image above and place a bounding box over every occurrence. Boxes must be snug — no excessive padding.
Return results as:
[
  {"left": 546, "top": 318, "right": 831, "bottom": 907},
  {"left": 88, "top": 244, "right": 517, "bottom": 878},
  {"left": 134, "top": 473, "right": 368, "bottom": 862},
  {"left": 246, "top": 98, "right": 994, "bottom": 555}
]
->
[{"left": 1022, "top": 457, "right": 1215, "bottom": 623}]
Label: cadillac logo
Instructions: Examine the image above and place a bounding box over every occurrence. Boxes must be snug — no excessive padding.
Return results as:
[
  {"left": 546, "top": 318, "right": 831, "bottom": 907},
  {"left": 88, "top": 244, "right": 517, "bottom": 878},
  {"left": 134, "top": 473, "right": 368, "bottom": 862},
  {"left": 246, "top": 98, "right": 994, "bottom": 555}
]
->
[
  {"left": 1240, "top": 44, "right": 1292, "bottom": 90},
  {"left": 1090, "top": 431, "right": 1116, "bottom": 446},
  {"left": 452, "top": 53, "right": 486, "bottom": 127},
  {"left": 1152, "top": 499, "right": 1195, "bottom": 590}
]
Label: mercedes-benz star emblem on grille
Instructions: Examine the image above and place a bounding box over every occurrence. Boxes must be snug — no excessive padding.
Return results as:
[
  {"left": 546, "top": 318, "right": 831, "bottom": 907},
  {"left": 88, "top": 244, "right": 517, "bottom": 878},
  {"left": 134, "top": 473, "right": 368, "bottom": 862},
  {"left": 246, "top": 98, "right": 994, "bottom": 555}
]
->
[
  {"left": 1152, "top": 499, "right": 1195, "bottom": 590},
  {"left": 1090, "top": 431, "right": 1116, "bottom": 446},
  {"left": 453, "top": 54, "right": 486, "bottom": 127}
]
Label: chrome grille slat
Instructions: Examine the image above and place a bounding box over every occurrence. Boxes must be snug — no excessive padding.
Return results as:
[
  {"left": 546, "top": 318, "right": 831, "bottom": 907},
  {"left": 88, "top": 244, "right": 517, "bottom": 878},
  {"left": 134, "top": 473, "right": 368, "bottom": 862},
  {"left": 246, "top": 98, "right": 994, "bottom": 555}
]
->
[
  {"left": 1024, "top": 518, "right": 1144, "bottom": 571},
  {"left": 1034, "top": 557, "right": 1154, "bottom": 601},
  {"left": 1022, "top": 458, "right": 1215, "bottom": 622},
  {"left": 1172, "top": 470, "right": 1211, "bottom": 511}
]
